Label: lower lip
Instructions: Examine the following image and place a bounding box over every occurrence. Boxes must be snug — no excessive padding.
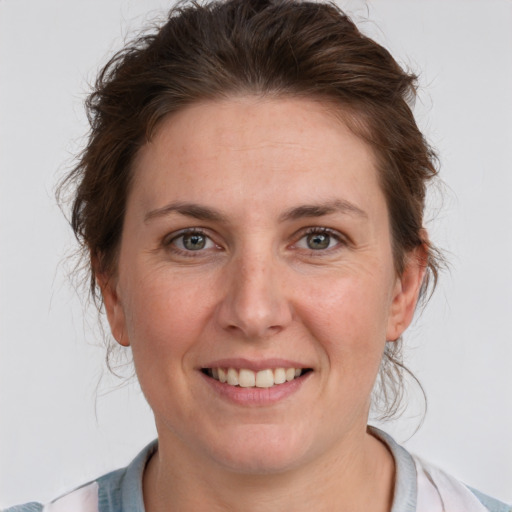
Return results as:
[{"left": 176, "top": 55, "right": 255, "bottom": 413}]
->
[{"left": 201, "top": 371, "right": 311, "bottom": 406}]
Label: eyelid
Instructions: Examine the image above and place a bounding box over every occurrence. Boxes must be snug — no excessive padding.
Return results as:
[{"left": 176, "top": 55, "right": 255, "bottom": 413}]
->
[
  {"left": 291, "top": 226, "right": 348, "bottom": 252},
  {"left": 163, "top": 226, "right": 206, "bottom": 244},
  {"left": 161, "top": 225, "right": 348, "bottom": 255},
  {"left": 163, "top": 227, "right": 222, "bottom": 255}
]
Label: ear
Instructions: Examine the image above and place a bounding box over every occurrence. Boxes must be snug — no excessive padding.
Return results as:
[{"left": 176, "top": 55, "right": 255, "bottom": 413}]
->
[
  {"left": 386, "top": 243, "right": 428, "bottom": 342},
  {"left": 96, "top": 271, "right": 130, "bottom": 347}
]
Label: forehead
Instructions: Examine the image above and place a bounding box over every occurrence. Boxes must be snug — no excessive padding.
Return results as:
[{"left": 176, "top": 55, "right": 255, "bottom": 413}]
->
[{"left": 130, "top": 96, "right": 384, "bottom": 220}]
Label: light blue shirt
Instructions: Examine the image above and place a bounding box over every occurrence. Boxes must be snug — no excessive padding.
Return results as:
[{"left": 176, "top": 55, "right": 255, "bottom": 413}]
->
[{"left": 4, "top": 429, "right": 510, "bottom": 512}]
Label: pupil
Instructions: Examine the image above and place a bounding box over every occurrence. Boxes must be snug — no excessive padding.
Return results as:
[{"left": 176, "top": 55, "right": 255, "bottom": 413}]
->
[
  {"left": 307, "top": 233, "right": 330, "bottom": 250},
  {"left": 184, "top": 234, "right": 206, "bottom": 250}
]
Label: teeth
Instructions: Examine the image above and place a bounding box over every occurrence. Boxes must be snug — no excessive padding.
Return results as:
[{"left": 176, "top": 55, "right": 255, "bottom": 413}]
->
[
  {"left": 227, "top": 368, "right": 239, "bottom": 386},
  {"left": 207, "top": 367, "right": 306, "bottom": 388},
  {"left": 274, "top": 368, "right": 286, "bottom": 384},
  {"left": 255, "top": 369, "right": 274, "bottom": 388},
  {"left": 239, "top": 369, "right": 256, "bottom": 388}
]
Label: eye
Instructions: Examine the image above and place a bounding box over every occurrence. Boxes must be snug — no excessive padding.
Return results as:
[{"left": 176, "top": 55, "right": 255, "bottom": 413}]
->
[
  {"left": 166, "top": 229, "right": 217, "bottom": 252},
  {"left": 294, "top": 228, "right": 343, "bottom": 251}
]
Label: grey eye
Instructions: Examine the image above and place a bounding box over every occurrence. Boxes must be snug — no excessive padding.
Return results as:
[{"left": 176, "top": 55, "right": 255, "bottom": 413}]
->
[
  {"left": 306, "top": 232, "right": 331, "bottom": 250},
  {"left": 181, "top": 233, "right": 207, "bottom": 250},
  {"left": 166, "top": 229, "right": 218, "bottom": 254},
  {"left": 295, "top": 229, "right": 342, "bottom": 252}
]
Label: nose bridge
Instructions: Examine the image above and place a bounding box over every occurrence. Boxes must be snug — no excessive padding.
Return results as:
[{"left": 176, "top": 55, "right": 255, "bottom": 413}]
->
[{"left": 217, "top": 241, "right": 292, "bottom": 339}]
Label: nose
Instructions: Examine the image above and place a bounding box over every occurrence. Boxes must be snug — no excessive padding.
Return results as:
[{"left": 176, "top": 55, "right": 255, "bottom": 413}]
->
[{"left": 216, "top": 251, "right": 293, "bottom": 340}]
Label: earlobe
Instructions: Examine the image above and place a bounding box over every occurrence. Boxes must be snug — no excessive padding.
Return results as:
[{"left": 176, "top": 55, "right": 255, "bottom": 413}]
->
[
  {"left": 96, "top": 273, "right": 130, "bottom": 347},
  {"left": 386, "top": 244, "right": 428, "bottom": 342}
]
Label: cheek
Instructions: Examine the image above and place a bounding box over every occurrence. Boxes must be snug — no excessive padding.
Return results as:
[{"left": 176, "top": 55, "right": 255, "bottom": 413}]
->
[
  {"left": 119, "top": 272, "right": 215, "bottom": 415},
  {"left": 120, "top": 270, "right": 212, "bottom": 362},
  {"left": 299, "top": 271, "right": 392, "bottom": 365}
]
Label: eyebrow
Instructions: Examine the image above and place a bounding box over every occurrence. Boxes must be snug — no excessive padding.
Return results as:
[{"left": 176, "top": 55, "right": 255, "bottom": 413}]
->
[
  {"left": 144, "top": 202, "right": 228, "bottom": 223},
  {"left": 144, "top": 198, "right": 367, "bottom": 224},
  {"left": 278, "top": 199, "right": 368, "bottom": 222}
]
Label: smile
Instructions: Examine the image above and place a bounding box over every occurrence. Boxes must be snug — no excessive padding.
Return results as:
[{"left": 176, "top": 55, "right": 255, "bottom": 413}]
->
[{"left": 202, "top": 367, "right": 311, "bottom": 388}]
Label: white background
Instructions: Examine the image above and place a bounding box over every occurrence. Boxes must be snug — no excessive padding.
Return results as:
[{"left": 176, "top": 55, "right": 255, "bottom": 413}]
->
[{"left": 1, "top": 0, "right": 511, "bottom": 507}]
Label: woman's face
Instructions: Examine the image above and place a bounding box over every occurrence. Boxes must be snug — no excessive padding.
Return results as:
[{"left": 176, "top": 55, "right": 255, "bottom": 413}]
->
[{"left": 102, "top": 97, "right": 423, "bottom": 474}]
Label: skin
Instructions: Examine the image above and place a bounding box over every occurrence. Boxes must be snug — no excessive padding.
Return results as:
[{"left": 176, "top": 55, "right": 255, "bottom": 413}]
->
[{"left": 100, "top": 96, "right": 426, "bottom": 511}]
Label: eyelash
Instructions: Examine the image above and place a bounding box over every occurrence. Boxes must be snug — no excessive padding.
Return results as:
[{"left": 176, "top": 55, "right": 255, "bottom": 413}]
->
[
  {"left": 163, "top": 228, "right": 219, "bottom": 257},
  {"left": 162, "top": 226, "right": 347, "bottom": 257},
  {"left": 294, "top": 227, "right": 346, "bottom": 254}
]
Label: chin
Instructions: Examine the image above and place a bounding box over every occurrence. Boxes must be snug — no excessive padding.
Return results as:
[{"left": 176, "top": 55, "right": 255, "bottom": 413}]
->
[{"left": 205, "top": 425, "right": 315, "bottom": 475}]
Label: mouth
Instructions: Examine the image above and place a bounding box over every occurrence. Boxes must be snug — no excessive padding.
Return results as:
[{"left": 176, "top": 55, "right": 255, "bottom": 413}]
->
[{"left": 201, "top": 367, "right": 312, "bottom": 388}]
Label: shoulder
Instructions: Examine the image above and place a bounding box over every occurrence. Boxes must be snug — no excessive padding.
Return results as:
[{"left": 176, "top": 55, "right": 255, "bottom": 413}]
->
[
  {"left": 468, "top": 487, "right": 512, "bottom": 512},
  {"left": 2, "top": 440, "right": 157, "bottom": 512},
  {"left": 2, "top": 504, "right": 45, "bottom": 512},
  {"left": 471, "top": 494, "right": 510, "bottom": 512},
  {"left": 3, "top": 468, "right": 132, "bottom": 512},
  {"left": 368, "top": 426, "right": 510, "bottom": 512},
  {"left": 414, "top": 455, "right": 511, "bottom": 512},
  {"left": 3, "top": 481, "right": 100, "bottom": 512}
]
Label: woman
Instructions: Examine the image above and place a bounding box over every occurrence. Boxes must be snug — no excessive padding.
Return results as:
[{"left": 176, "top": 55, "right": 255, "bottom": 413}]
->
[{"left": 4, "top": 1, "right": 510, "bottom": 511}]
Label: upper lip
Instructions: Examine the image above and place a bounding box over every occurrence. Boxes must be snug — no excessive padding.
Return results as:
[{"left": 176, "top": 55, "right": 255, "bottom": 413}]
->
[{"left": 200, "top": 358, "right": 311, "bottom": 372}]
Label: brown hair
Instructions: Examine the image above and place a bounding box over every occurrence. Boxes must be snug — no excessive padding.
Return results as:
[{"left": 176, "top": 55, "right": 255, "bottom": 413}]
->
[{"left": 62, "top": 0, "right": 442, "bottom": 418}]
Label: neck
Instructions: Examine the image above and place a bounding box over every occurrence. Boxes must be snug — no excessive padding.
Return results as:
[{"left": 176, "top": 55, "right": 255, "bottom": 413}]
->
[{"left": 143, "top": 428, "right": 395, "bottom": 512}]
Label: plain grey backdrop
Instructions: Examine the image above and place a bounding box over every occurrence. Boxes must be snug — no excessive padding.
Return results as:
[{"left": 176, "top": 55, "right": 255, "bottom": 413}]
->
[{"left": 1, "top": 0, "right": 511, "bottom": 507}]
